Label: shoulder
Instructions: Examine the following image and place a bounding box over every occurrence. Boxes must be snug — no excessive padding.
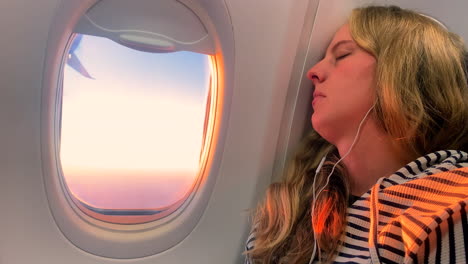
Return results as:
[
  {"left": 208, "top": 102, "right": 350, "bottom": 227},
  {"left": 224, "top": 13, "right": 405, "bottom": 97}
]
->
[
  {"left": 421, "top": 202, "right": 467, "bottom": 263},
  {"left": 375, "top": 167, "right": 468, "bottom": 263}
]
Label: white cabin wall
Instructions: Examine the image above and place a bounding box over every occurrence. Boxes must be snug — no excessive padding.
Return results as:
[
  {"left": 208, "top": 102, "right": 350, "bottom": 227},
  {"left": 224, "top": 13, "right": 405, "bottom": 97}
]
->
[
  {"left": 220, "top": 0, "right": 312, "bottom": 211},
  {"left": 0, "top": 0, "right": 313, "bottom": 263},
  {"left": 374, "top": 0, "right": 468, "bottom": 41},
  {"left": 0, "top": 0, "right": 64, "bottom": 263}
]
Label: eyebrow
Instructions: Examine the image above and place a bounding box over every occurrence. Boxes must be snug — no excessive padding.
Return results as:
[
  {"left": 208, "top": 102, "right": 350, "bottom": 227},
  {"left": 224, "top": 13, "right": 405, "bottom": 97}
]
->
[{"left": 329, "top": 40, "right": 355, "bottom": 54}]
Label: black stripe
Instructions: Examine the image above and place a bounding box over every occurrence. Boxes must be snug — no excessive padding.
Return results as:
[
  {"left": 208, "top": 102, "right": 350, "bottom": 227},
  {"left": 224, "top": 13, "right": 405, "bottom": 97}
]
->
[
  {"left": 451, "top": 169, "right": 468, "bottom": 178},
  {"left": 423, "top": 154, "right": 432, "bottom": 165},
  {"left": 347, "top": 213, "right": 387, "bottom": 226},
  {"left": 379, "top": 256, "right": 400, "bottom": 264},
  {"left": 460, "top": 201, "right": 468, "bottom": 261},
  {"left": 404, "top": 213, "right": 433, "bottom": 235},
  {"left": 358, "top": 196, "right": 370, "bottom": 202},
  {"left": 448, "top": 211, "right": 456, "bottom": 264},
  {"left": 246, "top": 236, "right": 256, "bottom": 245},
  {"left": 401, "top": 183, "right": 467, "bottom": 198},
  {"left": 454, "top": 150, "right": 463, "bottom": 160},
  {"left": 384, "top": 178, "right": 399, "bottom": 186},
  {"left": 444, "top": 150, "right": 452, "bottom": 158},
  {"left": 434, "top": 151, "right": 442, "bottom": 163},
  {"left": 457, "top": 150, "right": 468, "bottom": 159},
  {"left": 412, "top": 205, "right": 438, "bottom": 213},
  {"left": 342, "top": 241, "right": 369, "bottom": 251},
  {"left": 435, "top": 225, "right": 442, "bottom": 263},
  {"left": 424, "top": 238, "right": 430, "bottom": 264},
  {"left": 401, "top": 223, "right": 423, "bottom": 246},
  {"left": 446, "top": 207, "right": 455, "bottom": 216},
  {"left": 415, "top": 159, "right": 424, "bottom": 173},
  {"left": 345, "top": 232, "right": 368, "bottom": 242},
  {"left": 424, "top": 175, "right": 468, "bottom": 186},
  {"left": 338, "top": 251, "right": 369, "bottom": 259},
  {"left": 395, "top": 171, "right": 410, "bottom": 179},
  {"left": 431, "top": 215, "right": 443, "bottom": 224},
  {"left": 379, "top": 199, "right": 409, "bottom": 210},
  {"left": 348, "top": 213, "right": 370, "bottom": 223},
  {"left": 404, "top": 165, "right": 417, "bottom": 176},
  {"left": 385, "top": 190, "right": 451, "bottom": 207},
  {"left": 379, "top": 199, "right": 436, "bottom": 213},
  {"left": 379, "top": 209, "right": 398, "bottom": 218},
  {"left": 379, "top": 231, "right": 402, "bottom": 242},
  {"left": 455, "top": 164, "right": 464, "bottom": 169},
  {"left": 378, "top": 243, "right": 405, "bottom": 256},
  {"left": 409, "top": 251, "right": 418, "bottom": 263},
  {"left": 436, "top": 166, "right": 450, "bottom": 172},
  {"left": 348, "top": 221, "right": 369, "bottom": 232},
  {"left": 350, "top": 205, "right": 370, "bottom": 212},
  {"left": 390, "top": 220, "right": 402, "bottom": 228}
]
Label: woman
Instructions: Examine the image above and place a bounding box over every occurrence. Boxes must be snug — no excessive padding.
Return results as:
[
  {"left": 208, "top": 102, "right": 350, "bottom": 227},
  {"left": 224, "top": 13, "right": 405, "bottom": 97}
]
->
[{"left": 245, "top": 5, "right": 468, "bottom": 264}]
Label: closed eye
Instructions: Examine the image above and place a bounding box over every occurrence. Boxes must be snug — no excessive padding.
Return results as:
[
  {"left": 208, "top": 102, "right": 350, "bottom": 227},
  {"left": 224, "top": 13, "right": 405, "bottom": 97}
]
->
[{"left": 336, "top": 53, "right": 350, "bottom": 60}]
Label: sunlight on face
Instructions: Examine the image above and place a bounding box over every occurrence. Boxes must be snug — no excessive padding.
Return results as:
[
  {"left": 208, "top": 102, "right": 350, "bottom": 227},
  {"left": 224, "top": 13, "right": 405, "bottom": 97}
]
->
[{"left": 308, "top": 24, "right": 376, "bottom": 145}]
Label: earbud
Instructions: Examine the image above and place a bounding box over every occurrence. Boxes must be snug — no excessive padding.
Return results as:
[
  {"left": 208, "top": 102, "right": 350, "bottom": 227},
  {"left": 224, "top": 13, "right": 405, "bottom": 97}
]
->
[{"left": 316, "top": 156, "right": 327, "bottom": 174}]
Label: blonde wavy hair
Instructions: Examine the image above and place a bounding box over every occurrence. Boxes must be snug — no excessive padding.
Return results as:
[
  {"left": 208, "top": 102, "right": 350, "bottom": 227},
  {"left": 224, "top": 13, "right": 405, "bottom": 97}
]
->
[{"left": 246, "top": 5, "right": 468, "bottom": 264}]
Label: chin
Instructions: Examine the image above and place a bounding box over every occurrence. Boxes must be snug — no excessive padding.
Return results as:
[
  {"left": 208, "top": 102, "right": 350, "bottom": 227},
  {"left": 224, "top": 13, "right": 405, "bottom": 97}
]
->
[
  {"left": 311, "top": 114, "right": 336, "bottom": 144},
  {"left": 311, "top": 114, "right": 324, "bottom": 136}
]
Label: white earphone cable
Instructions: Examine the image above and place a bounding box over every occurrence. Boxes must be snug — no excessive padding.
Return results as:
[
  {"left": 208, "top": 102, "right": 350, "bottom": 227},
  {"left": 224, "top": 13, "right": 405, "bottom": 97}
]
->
[{"left": 308, "top": 102, "right": 376, "bottom": 263}]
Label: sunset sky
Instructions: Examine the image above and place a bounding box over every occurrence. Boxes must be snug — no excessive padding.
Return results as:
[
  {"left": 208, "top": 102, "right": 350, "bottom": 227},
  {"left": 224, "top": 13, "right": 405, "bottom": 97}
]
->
[{"left": 60, "top": 34, "right": 212, "bottom": 209}]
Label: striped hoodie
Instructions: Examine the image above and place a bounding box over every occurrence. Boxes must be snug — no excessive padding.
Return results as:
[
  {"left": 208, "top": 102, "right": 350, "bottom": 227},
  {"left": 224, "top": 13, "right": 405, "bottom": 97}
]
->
[{"left": 245, "top": 150, "right": 468, "bottom": 263}]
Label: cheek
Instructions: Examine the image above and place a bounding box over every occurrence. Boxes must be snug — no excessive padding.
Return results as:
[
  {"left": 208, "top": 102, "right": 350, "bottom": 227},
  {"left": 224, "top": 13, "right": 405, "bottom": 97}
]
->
[
  {"left": 328, "top": 64, "right": 376, "bottom": 116},
  {"left": 344, "top": 61, "right": 376, "bottom": 98},
  {"left": 312, "top": 57, "right": 377, "bottom": 136}
]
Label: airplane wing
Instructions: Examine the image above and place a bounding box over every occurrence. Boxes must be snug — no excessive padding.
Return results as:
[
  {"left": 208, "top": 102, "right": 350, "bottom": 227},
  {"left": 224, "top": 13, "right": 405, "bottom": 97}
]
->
[{"left": 67, "top": 34, "right": 94, "bottom": 79}]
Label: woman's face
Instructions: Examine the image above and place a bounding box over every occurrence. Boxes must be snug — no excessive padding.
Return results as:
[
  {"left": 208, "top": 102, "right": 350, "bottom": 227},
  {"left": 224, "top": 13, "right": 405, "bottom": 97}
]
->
[{"left": 307, "top": 24, "right": 377, "bottom": 144}]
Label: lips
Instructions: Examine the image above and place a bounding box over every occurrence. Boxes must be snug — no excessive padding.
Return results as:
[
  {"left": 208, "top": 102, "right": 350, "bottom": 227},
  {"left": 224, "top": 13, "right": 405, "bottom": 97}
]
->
[{"left": 312, "top": 91, "right": 326, "bottom": 107}]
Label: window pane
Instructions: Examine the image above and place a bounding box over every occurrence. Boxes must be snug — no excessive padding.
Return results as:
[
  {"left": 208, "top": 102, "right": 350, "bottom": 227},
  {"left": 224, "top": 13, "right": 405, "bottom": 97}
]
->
[{"left": 60, "top": 34, "right": 212, "bottom": 222}]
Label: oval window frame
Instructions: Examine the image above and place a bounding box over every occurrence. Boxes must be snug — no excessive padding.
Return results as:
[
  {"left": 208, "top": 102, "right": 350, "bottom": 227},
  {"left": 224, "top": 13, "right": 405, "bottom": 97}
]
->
[{"left": 41, "top": 0, "right": 234, "bottom": 259}]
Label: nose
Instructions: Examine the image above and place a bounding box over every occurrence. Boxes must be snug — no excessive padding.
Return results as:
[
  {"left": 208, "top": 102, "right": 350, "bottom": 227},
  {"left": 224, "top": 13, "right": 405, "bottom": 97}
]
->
[{"left": 306, "top": 60, "right": 327, "bottom": 85}]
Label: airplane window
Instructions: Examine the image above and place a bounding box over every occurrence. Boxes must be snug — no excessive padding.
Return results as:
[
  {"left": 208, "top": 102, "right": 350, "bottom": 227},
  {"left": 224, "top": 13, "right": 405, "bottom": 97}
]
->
[{"left": 59, "top": 33, "right": 214, "bottom": 224}]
